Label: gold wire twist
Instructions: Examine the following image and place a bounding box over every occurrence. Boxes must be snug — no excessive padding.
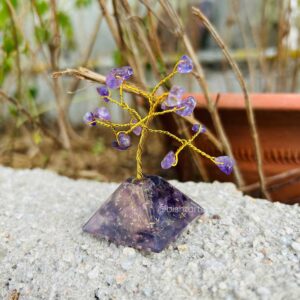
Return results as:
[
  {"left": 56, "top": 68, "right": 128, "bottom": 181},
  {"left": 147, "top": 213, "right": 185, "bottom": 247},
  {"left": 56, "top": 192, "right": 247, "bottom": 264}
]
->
[{"left": 94, "top": 62, "right": 221, "bottom": 180}]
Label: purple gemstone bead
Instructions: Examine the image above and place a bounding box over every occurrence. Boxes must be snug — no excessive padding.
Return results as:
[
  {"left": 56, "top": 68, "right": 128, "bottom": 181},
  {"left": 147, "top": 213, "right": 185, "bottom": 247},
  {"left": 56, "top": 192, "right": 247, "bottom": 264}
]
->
[
  {"left": 166, "top": 86, "right": 185, "bottom": 107},
  {"left": 161, "top": 151, "right": 176, "bottom": 169},
  {"left": 106, "top": 66, "right": 133, "bottom": 89},
  {"left": 106, "top": 70, "right": 123, "bottom": 89},
  {"left": 177, "top": 55, "right": 193, "bottom": 74},
  {"left": 111, "top": 141, "right": 130, "bottom": 151},
  {"left": 96, "top": 86, "right": 109, "bottom": 96},
  {"left": 94, "top": 107, "right": 111, "bottom": 121},
  {"left": 119, "top": 66, "right": 133, "bottom": 80},
  {"left": 97, "top": 86, "right": 110, "bottom": 102},
  {"left": 176, "top": 96, "right": 196, "bottom": 117},
  {"left": 192, "top": 123, "right": 206, "bottom": 133},
  {"left": 132, "top": 119, "right": 142, "bottom": 136},
  {"left": 118, "top": 133, "right": 131, "bottom": 148},
  {"left": 215, "top": 156, "right": 235, "bottom": 175},
  {"left": 192, "top": 124, "right": 200, "bottom": 132},
  {"left": 82, "top": 175, "right": 204, "bottom": 252},
  {"left": 83, "top": 112, "right": 96, "bottom": 126}
]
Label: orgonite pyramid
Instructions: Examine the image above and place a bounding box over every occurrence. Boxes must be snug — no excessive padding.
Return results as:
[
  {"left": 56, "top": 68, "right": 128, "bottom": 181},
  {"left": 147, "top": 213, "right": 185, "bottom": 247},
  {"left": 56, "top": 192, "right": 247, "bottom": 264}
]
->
[{"left": 83, "top": 175, "right": 204, "bottom": 252}]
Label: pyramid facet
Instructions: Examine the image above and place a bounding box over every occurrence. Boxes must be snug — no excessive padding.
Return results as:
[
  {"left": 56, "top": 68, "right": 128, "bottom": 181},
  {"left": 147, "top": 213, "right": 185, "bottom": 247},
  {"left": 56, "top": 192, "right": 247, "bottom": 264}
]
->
[{"left": 83, "top": 175, "right": 204, "bottom": 252}]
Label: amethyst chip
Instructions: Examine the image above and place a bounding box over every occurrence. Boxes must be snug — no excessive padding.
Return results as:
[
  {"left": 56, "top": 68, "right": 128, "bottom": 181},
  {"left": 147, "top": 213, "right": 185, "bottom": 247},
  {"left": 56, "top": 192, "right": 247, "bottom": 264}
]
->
[
  {"left": 97, "top": 86, "right": 109, "bottom": 96},
  {"left": 175, "top": 96, "right": 196, "bottom": 117},
  {"left": 97, "top": 86, "right": 110, "bottom": 102},
  {"left": 106, "top": 70, "right": 123, "bottom": 90},
  {"left": 192, "top": 123, "right": 206, "bottom": 133},
  {"left": 119, "top": 66, "right": 133, "bottom": 80},
  {"left": 177, "top": 55, "right": 193, "bottom": 74},
  {"left": 166, "top": 86, "right": 185, "bottom": 107},
  {"left": 111, "top": 141, "right": 130, "bottom": 151},
  {"left": 118, "top": 133, "right": 131, "bottom": 148},
  {"left": 161, "top": 151, "right": 176, "bottom": 169},
  {"left": 106, "top": 66, "right": 134, "bottom": 89},
  {"left": 94, "top": 107, "right": 111, "bottom": 121},
  {"left": 112, "top": 133, "right": 131, "bottom": 151},
  {"left": 83, "top": 112, "right": 96, "bottom": 126},
  {"left": 215, "top": 156, "right": 235, "bottom": 175},
  {"left": 132, "top": 119, "right": 142, "bottom": 136},
  {"left": 192, "top": 124, "right": 200, "bottom": 133}
]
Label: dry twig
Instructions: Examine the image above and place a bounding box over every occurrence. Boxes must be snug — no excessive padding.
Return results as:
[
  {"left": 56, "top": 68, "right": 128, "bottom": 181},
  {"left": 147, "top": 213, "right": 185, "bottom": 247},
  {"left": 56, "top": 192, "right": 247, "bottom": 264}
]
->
[
  {"left": 157, "top": 0, "right": 245, "bottom": 187},
  {"left": 49, "top": 0, "right": 71, "bottom": 149},
  {"left": 5, "top": 0, "right": 22, "bottom": 99},
  {"left": 192, "top": 6, "right": 270, "bottom": 199},
  {"left": 9, "top": 289, "right": 20, "bottom": 300},
  {"left": 97, "top": 0, "right": 219, "bottom": 179},
  {"left": 66, "top": 14, "right": 103, "bottom": 104},
  {"left": 0, "top": 90, "right": 62, "bottom": 147},
  {"left": 241, "top": 167, "right": 300, "bottom": 194},
  {"left": 98, "top": 0, "right": 121, "bottom": 47}
]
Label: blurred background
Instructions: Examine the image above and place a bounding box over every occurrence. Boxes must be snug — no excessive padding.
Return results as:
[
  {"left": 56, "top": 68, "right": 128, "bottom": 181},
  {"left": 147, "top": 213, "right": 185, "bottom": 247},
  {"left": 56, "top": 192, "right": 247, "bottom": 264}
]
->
[{"left": 1, "top": 0, "right": 300, "bottom": 204}]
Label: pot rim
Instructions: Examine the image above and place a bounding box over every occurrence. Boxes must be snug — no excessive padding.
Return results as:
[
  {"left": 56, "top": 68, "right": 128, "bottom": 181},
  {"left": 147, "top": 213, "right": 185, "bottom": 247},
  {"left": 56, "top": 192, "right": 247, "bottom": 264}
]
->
[{"left": 188, "top": 93, "right": 300, "bottom": 111}]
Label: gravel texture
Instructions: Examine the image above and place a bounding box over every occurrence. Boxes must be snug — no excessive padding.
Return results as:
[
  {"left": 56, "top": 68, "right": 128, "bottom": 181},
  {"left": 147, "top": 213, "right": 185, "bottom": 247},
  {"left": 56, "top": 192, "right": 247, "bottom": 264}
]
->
[{"left": 0, "top": 166, "right": 299, "bottom": 300}]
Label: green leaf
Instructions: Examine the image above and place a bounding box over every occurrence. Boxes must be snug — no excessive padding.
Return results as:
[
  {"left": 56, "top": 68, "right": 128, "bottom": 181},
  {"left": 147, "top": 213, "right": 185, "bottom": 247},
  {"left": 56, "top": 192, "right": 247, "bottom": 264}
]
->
[
  {"left": 35, "top": 0, "right": 49, "bottom": 16},
  {"left": 28, "top": 86, "right": 38, "bottom": 99},
  {"left": 92, "top": 138, "right": 105, "bottom": 155},
  {"left": 113, "top": 49, "right": 123, "bottom": 66},
  {"left": 33, "top": 130, "right": 42, "bottom": 145},
  {"left": 0, "top": 5, "right": 9, "bottom": 29},
  {"left": 157, "top": 57, "right": 167, "bottom": 75},
  {"left": 22, "top": 42, "right": 30, "bottom": 55},
  {"left": 8, "top": 105, "right": 18, "bottom": 117},
  {"left": 57, "top": 11, "right": 73, "bottom": 40},
  {"left": 10, "top": 0, "right": 19, "bottom": 9},
  {"left": 2, "top": 32, "right": 15, "bottom": 54},
  {"left": 75, "top": 0, "right": 93, "bottom": 8},
  {"left": 34, "top": 25, "right": 50, "bottom": 43},
  {"left": 2, "top": 55, "right": 13, "bottom": 73},
  {"left": 145, "top": 62, "right": 152, "bottom": 72},
  {"left": 0, "top": 55, "right": 13, "bottom": 85}
]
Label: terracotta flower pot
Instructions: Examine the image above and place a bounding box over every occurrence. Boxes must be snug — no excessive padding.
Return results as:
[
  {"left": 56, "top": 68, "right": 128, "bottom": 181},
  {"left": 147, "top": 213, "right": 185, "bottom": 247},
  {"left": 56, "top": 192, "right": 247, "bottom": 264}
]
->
[{"left": 173, "top": 93, "right": 300, "bottom": 204}]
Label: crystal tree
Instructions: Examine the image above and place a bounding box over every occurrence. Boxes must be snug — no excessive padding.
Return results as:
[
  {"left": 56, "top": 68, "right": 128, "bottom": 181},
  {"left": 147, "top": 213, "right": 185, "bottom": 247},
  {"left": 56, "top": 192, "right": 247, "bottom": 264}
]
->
[{"left": 82, "top": 55, "right": 234, "bottom": 252}]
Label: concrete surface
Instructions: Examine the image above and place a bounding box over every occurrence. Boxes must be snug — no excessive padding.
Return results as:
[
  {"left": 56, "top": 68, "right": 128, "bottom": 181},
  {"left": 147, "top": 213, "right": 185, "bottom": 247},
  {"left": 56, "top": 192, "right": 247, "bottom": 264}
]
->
[{"left": 0, "top": 167, "right": 299, "bottom": 300}]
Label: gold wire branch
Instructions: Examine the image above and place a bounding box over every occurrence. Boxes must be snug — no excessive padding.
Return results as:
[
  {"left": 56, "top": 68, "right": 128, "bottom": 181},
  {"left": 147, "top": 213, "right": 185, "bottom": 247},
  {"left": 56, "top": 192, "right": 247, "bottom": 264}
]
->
[
  {"left": 88, "top": 65, "right": 221, "bottom": 180},
  {"left": 53, "top": 59, "right": 226, "bottom": 180}
]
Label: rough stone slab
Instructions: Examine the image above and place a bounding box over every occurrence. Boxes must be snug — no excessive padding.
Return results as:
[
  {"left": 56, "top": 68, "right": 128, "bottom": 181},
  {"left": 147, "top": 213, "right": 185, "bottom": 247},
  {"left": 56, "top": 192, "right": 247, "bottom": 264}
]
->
[{"left": 0, "top": 167, "right": 299, "bottom": 300}]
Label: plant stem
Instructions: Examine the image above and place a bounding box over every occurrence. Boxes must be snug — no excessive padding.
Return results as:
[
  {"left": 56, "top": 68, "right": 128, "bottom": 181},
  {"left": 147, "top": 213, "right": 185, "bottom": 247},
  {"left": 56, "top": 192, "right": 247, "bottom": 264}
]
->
[
  {"left": 98, "top": 0, "right": 121, "bottom": 47},
  {"left": 49, "top": 0, "right": 71, "bottom": 150},
  {"left": 5, "top": 0, "right": 22, "bottom": 100},
  {"left": 241, "top": 167, "right": 300, "bottom": 194},
  {"left": 66, "top": 14, "right": 103, "bottom": 104},
  {"left": 192, "top": 6, "right": 270, "bottom": 199},
  {"left": 157, "top": 0, "right": 245, "bottom": 187},
  {"left": 0, "top": 90, "right": 62, "bottom": 147},
  {"left": 183, "top": 34, "right": 245, "bottom": 186}
]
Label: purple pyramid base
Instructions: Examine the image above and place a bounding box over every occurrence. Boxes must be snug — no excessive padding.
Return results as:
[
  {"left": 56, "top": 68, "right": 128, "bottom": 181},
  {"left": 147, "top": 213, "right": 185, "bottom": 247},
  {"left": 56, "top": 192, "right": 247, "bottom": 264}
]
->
[{"left": 83, "top": 175, "right": 204, "bottom": 253}]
